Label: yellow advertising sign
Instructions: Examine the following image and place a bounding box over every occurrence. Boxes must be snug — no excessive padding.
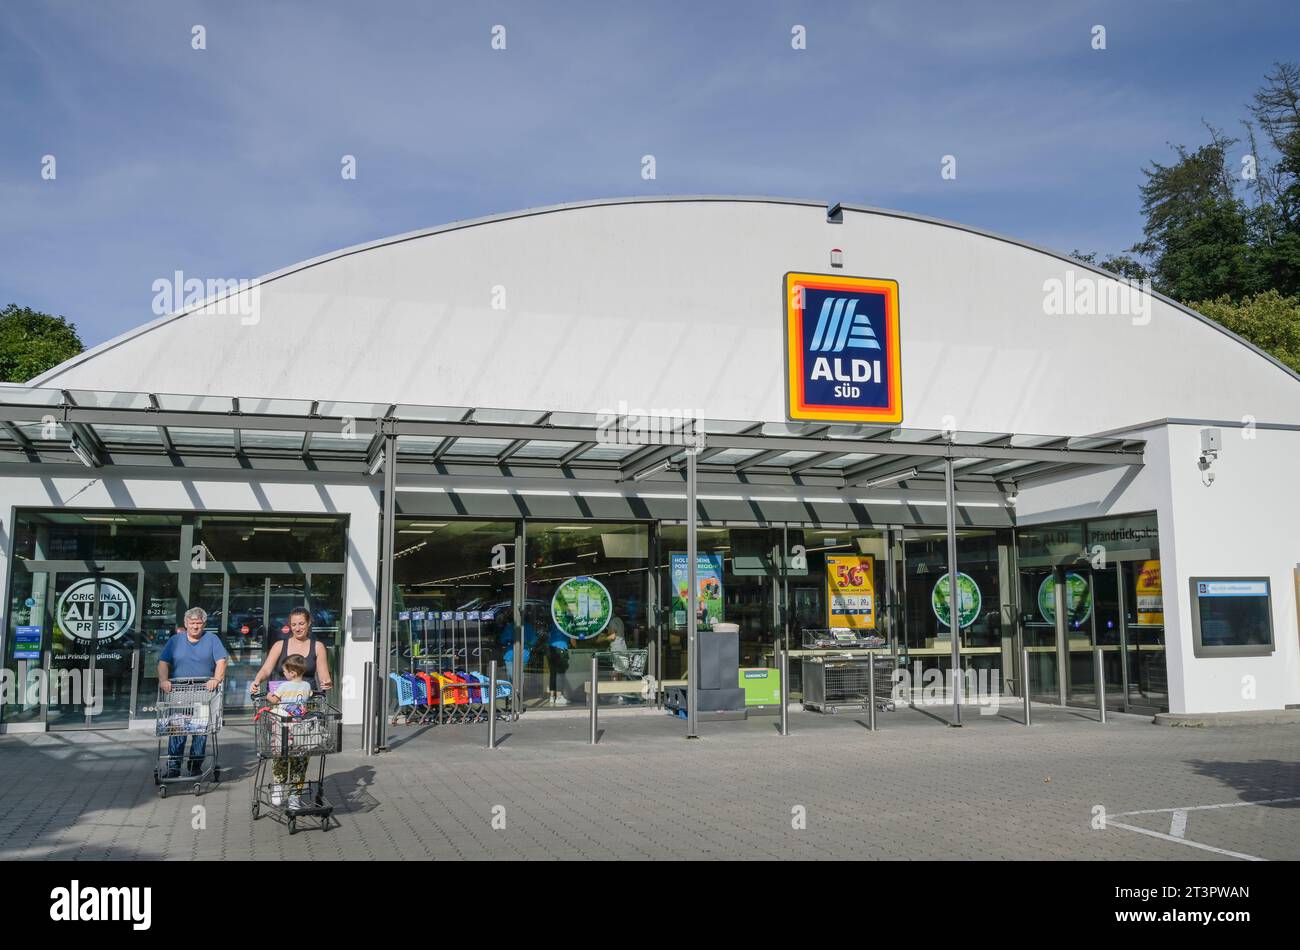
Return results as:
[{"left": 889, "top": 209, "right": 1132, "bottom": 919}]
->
[
  {"left": 1135, "top": 559, "right": 1163, "bottom": 626},
  {"left": 826, "top": 555, "right": 875, "bottom": 629}
]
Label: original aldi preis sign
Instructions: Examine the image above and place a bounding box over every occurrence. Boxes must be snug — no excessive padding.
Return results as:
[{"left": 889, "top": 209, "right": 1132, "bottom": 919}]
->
[{"left": 783, "top": 272, "right": 902, "bottom": 423}]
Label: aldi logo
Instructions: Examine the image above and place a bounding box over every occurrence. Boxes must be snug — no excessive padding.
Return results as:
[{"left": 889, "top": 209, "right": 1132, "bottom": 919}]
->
[{"left": 784, "top": 273, "right": 902, "bottom": 423}]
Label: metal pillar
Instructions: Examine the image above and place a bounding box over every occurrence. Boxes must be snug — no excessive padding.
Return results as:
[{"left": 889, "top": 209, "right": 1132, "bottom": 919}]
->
[
  {"left": 1021, "top": 648, "right": 1032, "bottom": 725},
  {"left": 778, "top": 638, "right": 789, "bottom": 736},
  {"left": 1054, "top": 567, "right": 1069, "bottom": 707},
  {"left": 512, "top": 521, "right": 525, "bottom": 721},
  {"left": 868, "top": 654, "right": 877, "bottom": 731},
  {"left": 1095, "top": 647, "right": 1107, "bottom": 723},
  {"left": 589, "top": 655, "right": 599, "bottom": 745},
  {"left": 375, "top": 429, "right": 397, "bottom": 752},
  {"left": 686, "top": 447, "right": 699, "bottom": 738},
  {"left": 487, "top": 660, "right": 498, "bottom": 749},
  {"left": 361, "top": 661, "right": 373, "bottom": 753},
  {"left": 944, "top": 457, "right": 962, "bottom": 726}
]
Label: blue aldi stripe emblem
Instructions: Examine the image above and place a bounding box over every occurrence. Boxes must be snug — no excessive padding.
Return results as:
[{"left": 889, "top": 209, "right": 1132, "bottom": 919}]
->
[{"left": 784, "top": 273, "right": 902, "bottom": 423}]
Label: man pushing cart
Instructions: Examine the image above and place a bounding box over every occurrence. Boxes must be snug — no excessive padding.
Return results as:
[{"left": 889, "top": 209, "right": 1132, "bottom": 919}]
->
[{"left": 153, "top": 607, "right": 228, "bottom": 797}]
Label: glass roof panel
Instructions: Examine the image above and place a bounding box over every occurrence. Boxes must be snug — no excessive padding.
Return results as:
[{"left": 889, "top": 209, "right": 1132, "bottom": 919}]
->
[
  {"left": 168, "top": 427, "right": 236, "bottom": 449},
  {"left": 0, "top": 385, "right": 65, "bottom": 408},
  {"left": 11, "top": 420, "right": 68, "bottom": 442},
  {"left": 309, "top": 432, "right": 369, "bottom": 453},
  {"left": 574, "top": 443, "right": 641, "bottom": 461},
  {"left": 391, "top": 404, "right": 470, "bottom": 422},
  {"left": 757, "top": 450, "right": 821, "bottom": 466},
  {"left": 239, "top": 397, "right": 314, "bottom": 416},
  {"left": 812, "top": 452, "right": 875, "bottom": 468},
  {"left": 467, "top": 408, "right": 549, "bottom": 425},
  {"left": 67, "top": 389, "right": 151, "bottom": 410},
  {"left": 155, "top": 393, "right": 236, "bottom": 413},
  {"left": 395, "top": 434, "right": 446, "bottom": 455},
  {"left": 704, "top": 448, "right": 761, "bottom": 464},
  {"left": 239, "top": 429, "right": 306, "bottom": 450},
  {"left": 88, "top": 423, "right": 166, "bottom": 446},
  {"left": 510, "top": 440, "right": 576, "bottom": 459},
  {"left": 547, "top": 411, "right": 605, "bottom": 429},
  {"left": 445, "top": 437, "right": 513, "bottom": 457}
]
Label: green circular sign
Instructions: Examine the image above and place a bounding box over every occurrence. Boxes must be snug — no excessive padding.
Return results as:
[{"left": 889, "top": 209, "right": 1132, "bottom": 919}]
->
[
  {"left": 1038, "top": 572, "right": 1092, "bottom": 627},
  {"left": 931, "top": 572, "right": 981, "bottom": 630},
  {"left": 550, "top": 576, "right": 613, "bottom": 640}
]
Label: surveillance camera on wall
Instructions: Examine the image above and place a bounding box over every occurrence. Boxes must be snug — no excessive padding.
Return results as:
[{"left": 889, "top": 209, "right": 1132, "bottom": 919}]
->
[{"left": 1198, "top": 428, "right": 1221, "bottom": 486}]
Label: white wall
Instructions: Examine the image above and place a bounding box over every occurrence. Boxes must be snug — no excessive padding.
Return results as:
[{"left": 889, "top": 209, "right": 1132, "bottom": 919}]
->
[
  {"left": 1016, "top": 424, "right": 1300, "bottom": 713},
  {"left": 0, "top": 473, "right": 379, "bottom": 724},
  {"left": 32, "top": 199, "right": 1300, "bottom": 436}
]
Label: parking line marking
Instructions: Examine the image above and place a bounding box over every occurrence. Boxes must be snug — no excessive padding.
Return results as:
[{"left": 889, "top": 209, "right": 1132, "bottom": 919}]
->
[
  {"left": 1115, "top": 795, "right": 1300, "bottom": 817},
  {"left": 1107, "top": 820, "right": 1265, "bottom": 861}
]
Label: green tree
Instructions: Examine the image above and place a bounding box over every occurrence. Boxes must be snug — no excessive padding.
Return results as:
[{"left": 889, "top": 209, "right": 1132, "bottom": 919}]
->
[
  {"left": 1190, "top": 290, "right": 1300, "bottom": 373},
  {"left": 1244, "top": 61, "right": 1300, "bottom": 296},
  {"left": 1069, "top": 250, "right": 1151, "bottom": 283},
  {"left": 0, "top": 304, "right": 84, "bottom": 383},
  {"left": 1131, "top": 137, "right": 1263, "bottom": 302}
]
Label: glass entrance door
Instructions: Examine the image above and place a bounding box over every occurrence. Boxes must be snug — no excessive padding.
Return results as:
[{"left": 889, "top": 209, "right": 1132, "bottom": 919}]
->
[{"left": 46, "top": 571, "right": 139, "bottom": 730}]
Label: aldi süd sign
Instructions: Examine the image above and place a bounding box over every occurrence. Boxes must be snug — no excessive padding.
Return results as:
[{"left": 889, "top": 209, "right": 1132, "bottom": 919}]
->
[{"left": 784, "top": 273, "right": 902, "bottom": 423}]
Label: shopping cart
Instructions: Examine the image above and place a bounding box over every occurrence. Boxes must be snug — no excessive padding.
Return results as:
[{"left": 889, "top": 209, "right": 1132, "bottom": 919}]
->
[
  {"left": 152, "top": 677, "right": 224, "bottom": 797},
  {"left": 250, "top": 692, "right": 342, "bottom": 834}
]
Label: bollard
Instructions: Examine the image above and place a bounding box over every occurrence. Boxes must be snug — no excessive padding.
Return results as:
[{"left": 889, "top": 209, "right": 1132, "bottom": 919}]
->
[
  {"left": 1021, "top": 649, "right": 1032, "bottom": 726},
  {"left": 362, "top": 661, "right": 373, "bottom": 754},
  {"left": 868, "top": 653, "right": 876, "bottom": 731},
  {"left": 778, "top": 639, "right": 789, "bottom": 736},
  {"left": 1095, "top": 647, "right": 1107, "bottom": 724},
  {"left": 487, "top": 660, "right": 498, "bottom": 750},
  {"left": 590, "top": 655, "right": 599, "bottom": 745}
]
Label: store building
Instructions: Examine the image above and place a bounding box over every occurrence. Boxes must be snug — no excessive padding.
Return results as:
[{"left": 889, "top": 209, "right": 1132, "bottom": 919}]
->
[{"left": 2, "top": 196, "right": 1298, "bottom": 736}]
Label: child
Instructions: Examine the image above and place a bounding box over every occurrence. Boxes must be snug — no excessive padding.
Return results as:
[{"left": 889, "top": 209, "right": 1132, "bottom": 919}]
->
[{"left": 267, "top": 654, "right": 312, "bottom": 810}]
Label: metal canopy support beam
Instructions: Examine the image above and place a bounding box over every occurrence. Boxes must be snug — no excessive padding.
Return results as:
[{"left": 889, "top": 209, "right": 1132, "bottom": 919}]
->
[
  {"left": 686, "top": 445, "right": 699, "bottom": 739},
  {"left": 621, "top": 443, "right": 685, "bottom": 481},
  {"left": 558, "top": 441, "right": 596, "bottom": 465},
  {"left": 146, "top": 393, "right": 177, "bottom": 454},
  {"left": 301, "top": 401, "right": 319, "bottom": 456},
  {"left": 945, "top": 457, "right": 962, "bottom": 727},
  {"left": 0, "top": 420, "right": 34, "bottom": 451},
  {"left": 788, "top": 450, "right": 848, "bottom": 473}
]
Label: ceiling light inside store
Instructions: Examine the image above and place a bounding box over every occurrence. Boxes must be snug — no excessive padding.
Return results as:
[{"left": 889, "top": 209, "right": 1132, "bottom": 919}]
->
[{"left": 408, "top": 523, "right": 448, "bottom": 528}]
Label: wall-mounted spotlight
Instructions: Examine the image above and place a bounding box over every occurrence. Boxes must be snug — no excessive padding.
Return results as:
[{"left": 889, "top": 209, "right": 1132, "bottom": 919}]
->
[{"left": 367, "top": 447, "right": 385, "bottom": 476}]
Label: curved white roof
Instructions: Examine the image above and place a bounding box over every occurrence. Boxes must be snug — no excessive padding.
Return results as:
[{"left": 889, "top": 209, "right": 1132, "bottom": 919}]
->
[{"left": 34, "top": 196, "right": 1300, "bottom": 435}]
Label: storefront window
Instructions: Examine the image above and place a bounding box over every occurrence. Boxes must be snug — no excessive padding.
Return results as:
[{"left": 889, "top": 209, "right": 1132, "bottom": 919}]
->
[
  {"left": 899, "top": 528, "right": 1012, "bottom": 688},
  {"left": 388, "top": 520, "right": 516, "bottom": 705},
  {"left": 657, "top": 525, "right": 782, "bottom": 686},
  {"left": 1014, "top": 512, "right": 1165, "bottom": 712},
  {"left": 526, "top": 522, "right": 649, "bottom": 709},
  {"left": 2, "top": 510, "right": 346, "bottom": 727}
]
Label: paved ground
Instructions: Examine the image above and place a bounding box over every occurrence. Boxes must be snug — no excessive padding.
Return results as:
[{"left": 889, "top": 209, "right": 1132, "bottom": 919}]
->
[{"left": 2, "top": 702, "right": 1298, "bottom": 860}]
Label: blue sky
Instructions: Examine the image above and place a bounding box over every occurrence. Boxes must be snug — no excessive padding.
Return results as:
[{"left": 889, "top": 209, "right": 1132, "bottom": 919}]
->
[{"left": 3, "top": 0, "right": 1298, "bottom": 347}]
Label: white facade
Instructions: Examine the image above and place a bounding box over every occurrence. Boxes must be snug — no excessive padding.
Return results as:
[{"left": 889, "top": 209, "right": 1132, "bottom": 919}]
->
[{"left": 4, "top": 197, "right": 1299, "bottom": 720}]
